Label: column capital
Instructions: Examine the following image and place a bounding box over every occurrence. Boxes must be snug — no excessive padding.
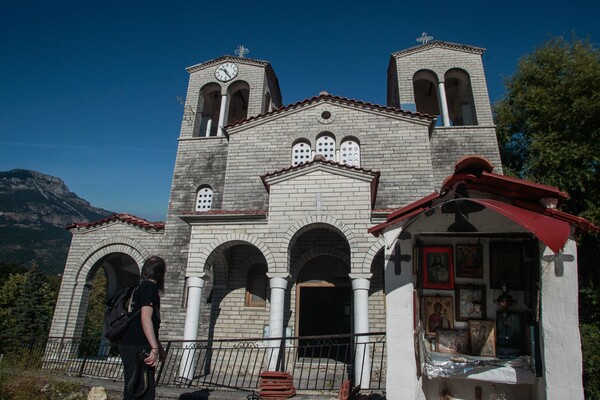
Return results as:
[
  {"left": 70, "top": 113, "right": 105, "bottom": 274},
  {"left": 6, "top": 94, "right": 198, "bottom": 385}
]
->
[
  {"left": 186, "top": 274, "right": 207, "bottom": 288},
  {"left": 349, "top": 273, "right": 372, "bottom": 291},
  {"left": 267, "top": 273, "right": 291, "bottom": 290}
]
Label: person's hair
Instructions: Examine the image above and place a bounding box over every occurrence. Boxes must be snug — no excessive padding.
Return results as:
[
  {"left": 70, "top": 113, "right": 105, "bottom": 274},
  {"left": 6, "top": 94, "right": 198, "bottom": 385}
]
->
[{"left": 141, "top": 255, "right": 167, "bottom": 291}]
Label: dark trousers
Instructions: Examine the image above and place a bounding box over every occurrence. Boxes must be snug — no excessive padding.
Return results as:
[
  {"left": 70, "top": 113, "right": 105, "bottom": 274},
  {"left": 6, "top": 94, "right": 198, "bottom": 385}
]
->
[{"left": 119, "top": 343, "right": 156, "bottom": 400}]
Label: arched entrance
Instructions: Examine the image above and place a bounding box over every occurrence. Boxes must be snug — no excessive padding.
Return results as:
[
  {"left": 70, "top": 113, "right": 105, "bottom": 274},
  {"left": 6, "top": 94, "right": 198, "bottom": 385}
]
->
[{"left": 296, "top": 255, "right": 351, "bottom": 360}]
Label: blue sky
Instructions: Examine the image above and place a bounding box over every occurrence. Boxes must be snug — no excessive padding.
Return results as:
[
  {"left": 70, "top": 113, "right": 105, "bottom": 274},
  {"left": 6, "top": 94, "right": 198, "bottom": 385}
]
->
[{"left": 1, "top": 1, "right": 599, "bottom": 221}]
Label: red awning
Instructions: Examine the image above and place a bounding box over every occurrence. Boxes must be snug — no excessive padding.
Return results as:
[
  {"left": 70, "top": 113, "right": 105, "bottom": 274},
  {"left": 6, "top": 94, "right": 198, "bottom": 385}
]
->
[{"left": 465, "top": 198, "right": 571, "bottom": 254}]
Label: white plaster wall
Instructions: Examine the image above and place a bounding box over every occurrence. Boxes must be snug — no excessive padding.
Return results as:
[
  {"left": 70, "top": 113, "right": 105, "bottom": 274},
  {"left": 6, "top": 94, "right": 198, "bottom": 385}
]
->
[
  {"left": 537, "top": 239, "right": 584, "bottom": 400},
  {"left": 384, "top": 232, "right": 425, "bottom": 400}
]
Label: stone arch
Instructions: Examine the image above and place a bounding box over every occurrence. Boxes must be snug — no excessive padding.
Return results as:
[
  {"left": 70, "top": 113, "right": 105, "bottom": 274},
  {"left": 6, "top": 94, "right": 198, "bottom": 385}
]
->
[
  {"left": 227, "top": 80, "right": 250, "bottom": 124},
  {"left": 444, "top": 68, "right": 477, "bottom": 126},
  {"left": 196, "top": 82, "right": 222, "bottom": 137},
  {"left": 198, "top": 233, "right": 275, "bottom": 272},
  {"left": 364, "top": 238, "right": 385, "bottom": 273},
  {"left": 290, "top": 246, "right": 351, "bottom": 280},
  {"left": 281, "top": 216, "right": 358, "bottom": 273},
  {"left": 413, "top": 69, "right": 441, "bottom": 117},
  {"left": 263, "top": 90, "right": 272, "bottom": 113},
  {"left": 75, "top": 237, "right": 149, "bottom": 284},
  {"left": 51, "top": 237, "right": 150, "bottom": 338}
]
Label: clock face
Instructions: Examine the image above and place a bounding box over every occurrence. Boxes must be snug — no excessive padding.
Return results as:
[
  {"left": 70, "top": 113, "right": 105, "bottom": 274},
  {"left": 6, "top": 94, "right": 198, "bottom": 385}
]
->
[{"left": 215, "top": 62, "right": 238, "bottom": 82}]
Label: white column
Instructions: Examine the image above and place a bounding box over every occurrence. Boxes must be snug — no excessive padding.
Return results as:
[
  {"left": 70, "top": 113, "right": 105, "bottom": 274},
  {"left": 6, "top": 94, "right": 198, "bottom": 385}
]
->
[
  {"left": 205, "top": 119, "right": 212, "bottom": 137},
  {"left": 267, "top": 274, "right": 289, "bottom": 371},
  {"left": 350, "top": 274, "right": 372, "bottom": 389},
  {"left": 437, "top": 81, "right": 451, "bottom": 127},
  {"left": 178, "top": 275, "right": 206, "bottom": 382},
  {"left": 217, "top": 94, "right": 229, "bottom": 136}
]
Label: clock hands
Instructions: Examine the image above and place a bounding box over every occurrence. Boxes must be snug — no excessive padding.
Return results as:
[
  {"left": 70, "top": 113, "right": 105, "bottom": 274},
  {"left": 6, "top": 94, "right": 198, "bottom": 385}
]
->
[{"left": 215, "top": 63, "right": 237, "bottom": 81}]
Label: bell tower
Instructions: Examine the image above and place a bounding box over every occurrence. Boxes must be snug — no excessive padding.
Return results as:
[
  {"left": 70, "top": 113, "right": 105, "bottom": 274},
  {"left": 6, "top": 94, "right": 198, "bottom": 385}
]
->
[
  {"left": 157, "top": 49, "right": 283, "bottom": 337},
  {"left": 386, "top": 36, "right": 502, "bottom": 182},
  {"left": 180, "top": 46, "right": 283, "bottom": 138},
  {"left": 387, "top": 37, "right": 494, "bottom": 127}
]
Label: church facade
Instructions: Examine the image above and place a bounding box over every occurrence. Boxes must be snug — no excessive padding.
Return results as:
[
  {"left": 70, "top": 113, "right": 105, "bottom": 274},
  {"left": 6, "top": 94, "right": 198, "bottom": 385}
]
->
[{"left": 49, "top": 40, "right": 591, "bottom": 399}]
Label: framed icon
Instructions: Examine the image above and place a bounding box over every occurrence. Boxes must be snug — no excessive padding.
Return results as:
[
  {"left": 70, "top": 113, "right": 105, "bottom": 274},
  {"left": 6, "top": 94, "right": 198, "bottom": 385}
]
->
[
  {"left": 456, "top": 244, "right": 483, "bottom": 278},
  {"left": 424, "top": 295, "right": 454, "bottom": 336},
  {"left": 455, "top": 285, "right": 486, "bottom": 321},
  {"left": 422, "top": 246, "right": 454, "bottom": 289},
  {"left": 436, "top": 329, "right": 470, "bottom": 354},
  {"left": 469, "top": 320, "right": 496, "bottom": 356}
]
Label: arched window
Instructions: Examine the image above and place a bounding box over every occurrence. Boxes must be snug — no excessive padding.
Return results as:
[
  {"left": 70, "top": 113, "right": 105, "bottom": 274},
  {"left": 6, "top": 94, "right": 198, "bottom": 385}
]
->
[
  {"left": 413, "top": 70, "right": 441, "bottom": 117},
  {"left": 263, "top": 91, "right": 272, "bottom": 114},
  {"left": 195, "top": 186, "right": 213, "bottom": 212},
  {"left": 316, "top": 133, "right": 336, "bottom": 161},
  {"left": 197, "top": 84, "right": 221, "bottom": 137},
  {"left": 245, "top": 264, "right": 267, "bottom": 307},
  {"left": 444, "top": 69, "right": 477, "bottom": 126},
  {"left": 340, "top": 137, "right": 360, "bottom": 167},
  {"left": 292, "top": 139, "right": 312, "bottom": 166},
  {"left": 227, "top": 81, "right": 250, "bottom": 125}
]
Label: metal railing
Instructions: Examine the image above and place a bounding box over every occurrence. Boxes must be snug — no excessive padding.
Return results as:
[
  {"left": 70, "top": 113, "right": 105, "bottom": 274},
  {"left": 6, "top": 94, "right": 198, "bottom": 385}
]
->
[{"left": 0, "top": 332, "right": 386, "bottom": 394}]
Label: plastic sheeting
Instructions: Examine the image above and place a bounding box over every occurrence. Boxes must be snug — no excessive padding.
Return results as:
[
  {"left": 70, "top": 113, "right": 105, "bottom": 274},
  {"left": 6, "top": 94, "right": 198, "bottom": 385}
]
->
[{"left": 424, "top": 350, "right": 536, "bottom": 385}]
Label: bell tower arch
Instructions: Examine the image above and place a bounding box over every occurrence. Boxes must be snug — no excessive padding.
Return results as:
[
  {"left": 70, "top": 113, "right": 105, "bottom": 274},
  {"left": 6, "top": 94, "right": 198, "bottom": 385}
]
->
[
  {"left": 182, "top": 50, "right": 283, "bottom": 139},
  {"left": 387, "top": 39, "right": 494, "bottom": 127}
]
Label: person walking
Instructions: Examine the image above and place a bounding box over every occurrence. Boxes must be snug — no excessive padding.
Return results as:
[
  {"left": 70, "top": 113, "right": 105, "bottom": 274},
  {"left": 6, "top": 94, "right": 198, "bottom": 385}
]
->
[{"left": 119, "top": 256, "right": 167, "bottom": 399}]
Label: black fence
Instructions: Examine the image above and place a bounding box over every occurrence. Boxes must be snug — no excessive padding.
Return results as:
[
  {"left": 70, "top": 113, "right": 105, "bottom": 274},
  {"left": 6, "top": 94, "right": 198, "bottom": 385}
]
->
[{"left": 0, "top": 332, "right": 386, "bottom": 394}]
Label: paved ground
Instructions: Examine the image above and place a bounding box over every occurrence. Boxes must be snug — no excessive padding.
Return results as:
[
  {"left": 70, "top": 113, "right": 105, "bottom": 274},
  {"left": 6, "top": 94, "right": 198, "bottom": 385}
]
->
[{"left": 62, "top": 375, "right": 386, "bottom": 399}]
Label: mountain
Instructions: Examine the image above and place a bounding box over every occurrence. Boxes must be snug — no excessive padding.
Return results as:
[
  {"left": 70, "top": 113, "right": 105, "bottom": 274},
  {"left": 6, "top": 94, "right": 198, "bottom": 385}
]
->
[{"left": 0, "top": 169, "right": 114, "bottom": 274}]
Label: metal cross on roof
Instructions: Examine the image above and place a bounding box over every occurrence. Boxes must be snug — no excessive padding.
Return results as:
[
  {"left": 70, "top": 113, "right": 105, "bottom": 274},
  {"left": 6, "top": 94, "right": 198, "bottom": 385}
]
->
[
  {"left": 416, "top": 32, "right": 433, "bottom": 45},
  {"left": 235, "top": 45, "right": 249, "bottom": 58}
]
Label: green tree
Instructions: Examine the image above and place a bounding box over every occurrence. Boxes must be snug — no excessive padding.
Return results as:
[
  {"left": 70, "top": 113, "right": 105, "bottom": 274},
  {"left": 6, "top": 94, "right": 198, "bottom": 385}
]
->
[
  {"left": 0, "top": 273, "right": 28, "bottom": 336},
  {"left": 494, "top": 34, "right": 600, "bottom": 399},
  {"left": 0, "top": 269, "right": 56, "bottom": 338},
  {"left": 0, "top": 263, "right": 28, "bottom": 286},
  {"left": 82, "top": 271, "right": 107, "bottom": 339},
  {"left": 495, "top": 35, "right": 600, "bottom": 223}
]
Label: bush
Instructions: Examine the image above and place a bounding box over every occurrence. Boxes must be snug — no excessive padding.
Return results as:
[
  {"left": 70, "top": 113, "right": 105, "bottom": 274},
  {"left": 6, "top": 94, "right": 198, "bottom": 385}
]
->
[
  {"left": 0, "top": 369, "right": 85, "bottom": 400},
  {"left": 581, "top": 322, "right": 600, "bottom": 400}
]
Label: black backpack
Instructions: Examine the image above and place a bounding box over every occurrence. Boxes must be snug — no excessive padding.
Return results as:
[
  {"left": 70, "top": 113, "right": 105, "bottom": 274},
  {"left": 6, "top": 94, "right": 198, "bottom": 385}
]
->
[{"left": 104, "top": 282, "right": 141, "bottom": 341}]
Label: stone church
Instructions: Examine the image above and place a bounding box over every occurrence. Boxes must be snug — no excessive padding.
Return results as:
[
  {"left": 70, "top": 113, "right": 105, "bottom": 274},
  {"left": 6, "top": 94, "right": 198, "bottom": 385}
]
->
[{"left": 50, "top": 39, "right": 591, "bottom": 399}]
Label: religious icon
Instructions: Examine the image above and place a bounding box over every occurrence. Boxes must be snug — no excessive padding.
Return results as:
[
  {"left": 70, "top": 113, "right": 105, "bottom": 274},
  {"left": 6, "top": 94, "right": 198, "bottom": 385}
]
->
[
  {"left": 456, "top": 244, "right": 483, "bottom": 278},
  {"left": 455, "top": 285, "right": 486, "bottom": 321},
  {"left": 436, "top": 329, "right": 470, "bottom": 354},
  {"left": 422, "top": 246, "right": 454, "bottom": 289},
  {"left": 424, "top": 296, "right": 454, "bottom": 336},
  {"left": 469, "top": 320, "right": 496, "bottom": 356}
]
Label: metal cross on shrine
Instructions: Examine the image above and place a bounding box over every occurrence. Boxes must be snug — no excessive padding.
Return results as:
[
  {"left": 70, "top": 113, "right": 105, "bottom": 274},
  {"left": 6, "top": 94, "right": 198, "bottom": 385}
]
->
[
  {"left": 235, "top": 45, "right": 249, "bottom": 58},
  {"left": 416, "top": 32, "right": 433, "bottom": 45}
]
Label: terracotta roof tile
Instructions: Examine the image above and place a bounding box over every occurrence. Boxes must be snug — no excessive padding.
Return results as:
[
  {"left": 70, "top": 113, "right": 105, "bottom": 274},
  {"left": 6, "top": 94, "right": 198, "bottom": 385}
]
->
[
  {"left": 225, "top": 93, "right": 434, "bottom": 130},
  {"left": 66, "top": 213, "right": 165, "bottom": 231},
  {"left": 261, "top": 157, "right": 380, "bottom": 181},
  {"left": 180, "top": 210, "right": 267, "bottom": 216},
  {"left": 369, "top": 156, "right": 599, "bottom": 236}
]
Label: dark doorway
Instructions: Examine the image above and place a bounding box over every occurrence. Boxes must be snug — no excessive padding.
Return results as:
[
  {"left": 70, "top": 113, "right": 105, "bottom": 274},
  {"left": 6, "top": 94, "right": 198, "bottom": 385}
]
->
[
  {"left": 299, "top": 286, "right": 351, "bottom": 337},
  {"left": 298, "top": 285, "right": 352, "bottom": 362}
]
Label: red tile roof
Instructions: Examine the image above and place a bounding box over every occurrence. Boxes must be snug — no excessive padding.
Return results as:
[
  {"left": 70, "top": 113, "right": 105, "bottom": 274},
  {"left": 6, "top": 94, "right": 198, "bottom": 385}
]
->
[
  {"left": 66, "top": 214, "right": 165, "bottom": 231},
  {"left": 225, "top": 93, "right": 434, "bottom": 130},
  {"left": 180, "top": 210, "right": 267, "bottom": 216},
  {"left": 369, "top": 156, "right": 598, "bottom": 237},
  {"left": 261, "top": 157, "right": 379, "bottom": 182}
]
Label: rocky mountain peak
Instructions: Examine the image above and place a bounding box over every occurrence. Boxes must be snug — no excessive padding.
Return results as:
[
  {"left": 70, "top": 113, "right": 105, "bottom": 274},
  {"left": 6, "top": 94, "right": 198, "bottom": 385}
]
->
[{"left": 0, "top": 169, "right": 115, "bottom": 274}]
